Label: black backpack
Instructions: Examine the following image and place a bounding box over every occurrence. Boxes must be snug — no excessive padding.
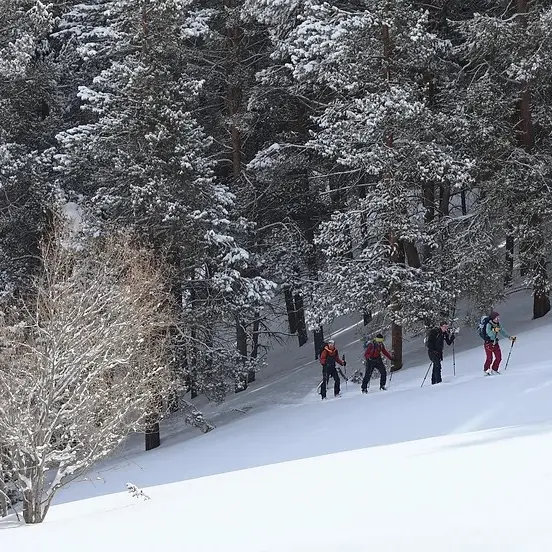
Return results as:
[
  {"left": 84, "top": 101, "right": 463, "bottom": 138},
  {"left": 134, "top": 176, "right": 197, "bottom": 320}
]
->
[{"left": 424, "top": 328, "right": 435, "bottom": 348}]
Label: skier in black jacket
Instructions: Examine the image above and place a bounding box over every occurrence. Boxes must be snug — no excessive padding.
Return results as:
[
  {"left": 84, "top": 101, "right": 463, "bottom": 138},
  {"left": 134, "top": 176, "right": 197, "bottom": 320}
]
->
[{"left": 426, "top": 322, "right": 455, "bottom": 385}]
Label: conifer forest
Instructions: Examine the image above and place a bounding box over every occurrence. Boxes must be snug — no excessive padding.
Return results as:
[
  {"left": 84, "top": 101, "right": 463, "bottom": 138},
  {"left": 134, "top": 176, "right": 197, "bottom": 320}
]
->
[{"left": 2, "top": 0, "right": 552, "bottom": 522}]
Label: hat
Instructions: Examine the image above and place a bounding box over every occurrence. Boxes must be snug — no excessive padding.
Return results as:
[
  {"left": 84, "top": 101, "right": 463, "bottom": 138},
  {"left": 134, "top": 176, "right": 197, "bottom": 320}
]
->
[
  {"left": 374, "top": 333, "right": 384, "bottom": 342},
  {"left": 489, "top": 311, "right": 499, "bottom": 320},
  {"left": 327, "top": 339, "right": 335, "bottom": 344},
  {"left": 439, "top": 321, "right": 449, "bottom": 327}
]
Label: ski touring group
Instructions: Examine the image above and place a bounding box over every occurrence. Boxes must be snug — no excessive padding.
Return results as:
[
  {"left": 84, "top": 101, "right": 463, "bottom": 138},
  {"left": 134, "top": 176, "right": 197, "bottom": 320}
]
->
[{"left": 317, "top": 311, "right": 517, "bottom": 400}]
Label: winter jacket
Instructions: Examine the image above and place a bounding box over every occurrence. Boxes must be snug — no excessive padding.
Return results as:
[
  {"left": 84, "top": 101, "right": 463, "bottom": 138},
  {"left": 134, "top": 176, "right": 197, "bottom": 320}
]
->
[
  {"left": 485, "top": 321, "right": 510, "bottom": 342},
  {"left": 364, "top": 341, "right": 393, "bottom": 361},
  {"left": 426, "top": 328, "right": 454, "bottom": 356},
  {"left": 320, "top": 346, "right": 344, "bottom": 368}
]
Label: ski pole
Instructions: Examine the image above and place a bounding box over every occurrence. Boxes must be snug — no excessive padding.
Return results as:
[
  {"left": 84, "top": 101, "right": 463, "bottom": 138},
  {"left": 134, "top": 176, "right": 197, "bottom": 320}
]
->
[
  {"left": 452, "top": 340, "right": 456, "bottom": 377},
  {"left": 421, "top": 362, "right": 432, "bottom": 387},
  {"left": 343, "top": 355, "right": 349, "bottom": 391},
  {"left": 344, "top": 355, "right": 347, "bottom": 390},
  {"left": 504, "top": 339, "right": 515, "bottom": 371}
]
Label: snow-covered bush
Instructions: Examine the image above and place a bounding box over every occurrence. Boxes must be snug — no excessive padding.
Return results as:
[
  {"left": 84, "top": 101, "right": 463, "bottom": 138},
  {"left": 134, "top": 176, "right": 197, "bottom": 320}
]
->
[{"left": 0, "top": 224, "right": 174, "bottom": 523}]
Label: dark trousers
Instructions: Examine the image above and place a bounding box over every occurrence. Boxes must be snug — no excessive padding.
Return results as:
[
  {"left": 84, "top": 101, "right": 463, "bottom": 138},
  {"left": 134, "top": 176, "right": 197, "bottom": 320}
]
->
[
  {"left": 429, "top": 351, "right": 442, "bottom": 384},
  {"left": 321, "top": 365, "right": 340, "bottom": 398},
  {"left": 361, "top": 358, "right": 386, "bottom": 390}
]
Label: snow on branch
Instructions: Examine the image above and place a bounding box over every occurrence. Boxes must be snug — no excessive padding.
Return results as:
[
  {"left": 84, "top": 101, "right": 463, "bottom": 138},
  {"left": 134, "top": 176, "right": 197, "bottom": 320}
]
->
[{"left": 126, "top": 483, "right": 150, "bottom": 501}]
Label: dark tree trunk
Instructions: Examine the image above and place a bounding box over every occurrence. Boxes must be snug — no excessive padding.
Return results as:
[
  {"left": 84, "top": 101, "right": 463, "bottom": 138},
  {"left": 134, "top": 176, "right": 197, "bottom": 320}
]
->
[
  {"left": 284, "top": 286, "right": 298, "bottom": 334},
  {"left": 248, "top": 312, "right": 260, "bottom": 382},
  {"left": 363, "top": 311, "right": 372, "bottom": 325},
  {"left": 184, "top": 270, "right": 200, "bottom": 400},
  {"left": 313, "top": 326, "right": 324, "bottom": 359},
  {"left": 189, "top": 324, "right": 198, "bottom": 400},
  {"left": 533, "top": 255, "right": 551, "bottom": 319},
  {"left": 403, "top": 240, "right": 421, "bottom": 269},
  {"left": 294, "top": 292, "right": 308, "bottom": 347},
  {"left": 460, "top": 190, "right": 467, "bottom": 216},
  {"left": 517, "top": 86, "right": 533, "bottom": 282},
  {"left": 389, "top": 237, "right": 405, "bottom": 372},
  {"left": 235, "top": 317, "right": 248, "bottom": 392},
  {"left": 224, "top": 0, "right": 255, "bottom": 384},
  {"left": 291, "top": 101, "right": 316, "bottom": 351},
  {"left": 224, "top": 0, "right": 243, "bottom": 181},
  {"left": 519, "top": 241, "right": 530, "bottom": 277},
  {"left": 168, "top": 257, "right": 183, "bottom": 413},
  {"left": 515, "top": 0, "right": 549, "bottom": 317},
  {"left": 391, "top": 321, "right": 403, "bottom": 372},
  {"left": 145, "top": 421, "right": 160, "bottom": 451},
  {"left": 439, "top": 184, "right": 451, "bottom": 218},
  {"left": 382, "top": 18, "right": 403, "bottom": 372},
  {"left": 145, "top": 390, "right": 163, "bottom": 451},
  {"left": 504, "top": 233, "right": 514, "bottom": 286}
]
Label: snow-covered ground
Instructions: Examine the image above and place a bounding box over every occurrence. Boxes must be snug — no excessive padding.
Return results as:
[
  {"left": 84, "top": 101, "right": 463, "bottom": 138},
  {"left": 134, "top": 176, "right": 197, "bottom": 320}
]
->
[{"left": 3, "top": 291, "right": 552, "bottom": 551}]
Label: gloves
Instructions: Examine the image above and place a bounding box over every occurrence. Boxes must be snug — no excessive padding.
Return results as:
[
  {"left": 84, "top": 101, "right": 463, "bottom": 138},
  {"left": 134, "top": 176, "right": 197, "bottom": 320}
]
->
[
  {"left": 343, "top": 361, "right": 347, "bottom": 367},
  {"left": 510, "top": 336, "right": 517, "bottom": 342},
  {"left": 449, "top": 333, "right": 455, "bottom": 342}
]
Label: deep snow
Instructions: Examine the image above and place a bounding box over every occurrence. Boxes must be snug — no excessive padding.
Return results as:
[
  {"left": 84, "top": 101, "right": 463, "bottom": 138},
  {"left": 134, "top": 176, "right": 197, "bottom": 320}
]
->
[{"left": 2, "top": 290, "right": 552, "bottom": 551}]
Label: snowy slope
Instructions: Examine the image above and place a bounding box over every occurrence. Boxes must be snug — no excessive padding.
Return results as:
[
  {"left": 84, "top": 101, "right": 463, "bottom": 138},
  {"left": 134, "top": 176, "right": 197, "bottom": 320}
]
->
[{"left": 3, "top": 291, "right": 552, "bottom": 550}]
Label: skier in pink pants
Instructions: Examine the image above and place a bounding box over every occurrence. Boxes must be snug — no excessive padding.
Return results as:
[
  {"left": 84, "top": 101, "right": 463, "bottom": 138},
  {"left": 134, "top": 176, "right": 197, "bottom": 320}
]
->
[{"left": 483, "top": 312, "right": 516, "bottom": 375}]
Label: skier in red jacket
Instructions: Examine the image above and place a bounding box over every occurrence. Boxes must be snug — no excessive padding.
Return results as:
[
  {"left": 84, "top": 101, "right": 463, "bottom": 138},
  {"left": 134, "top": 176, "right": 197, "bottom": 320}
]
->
[
  {"left": 362, "top": 333, "right": 393, "bottom": 393},
  {"left": 319, "top": 340, "right": 346, "bottom": 399}
]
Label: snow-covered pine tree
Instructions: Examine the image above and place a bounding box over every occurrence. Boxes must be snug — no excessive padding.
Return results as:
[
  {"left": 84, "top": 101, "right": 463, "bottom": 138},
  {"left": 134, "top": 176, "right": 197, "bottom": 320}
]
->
[
  {"left": 403, "top": 0, "right": 509, "bottom": 321},
  {"left": 453, "top": 1, "right": 552, "bottom": 319},
  {"left": 56, "top": 0, "right": 275, "bottom": 409},
  {"left": 0, "top": 0, "right": 65, "bottom": 293},
  {"left": 274, "top": 1, "right": 480, "bottom": 365},
  {"left": 243, "top": 0, "right": 331, "bottom": 356},
  {"left": 204, "top": 0, "right": 282, "bottom": 388}
]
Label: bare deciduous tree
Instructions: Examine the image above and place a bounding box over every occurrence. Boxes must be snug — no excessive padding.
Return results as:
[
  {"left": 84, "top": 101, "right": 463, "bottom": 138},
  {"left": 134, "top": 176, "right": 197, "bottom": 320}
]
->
[{"left": 0, "top": 227, "right": 173, "bottom": 524}]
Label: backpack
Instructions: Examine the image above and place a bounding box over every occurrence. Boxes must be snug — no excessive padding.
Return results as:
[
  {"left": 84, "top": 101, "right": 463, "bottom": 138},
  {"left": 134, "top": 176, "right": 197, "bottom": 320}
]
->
[
  {"left": 424, "top": 330, "right": 431, "bottom": 348},
  {"left": 478, "top": 316, "right": 491, "bottom": 341}
]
